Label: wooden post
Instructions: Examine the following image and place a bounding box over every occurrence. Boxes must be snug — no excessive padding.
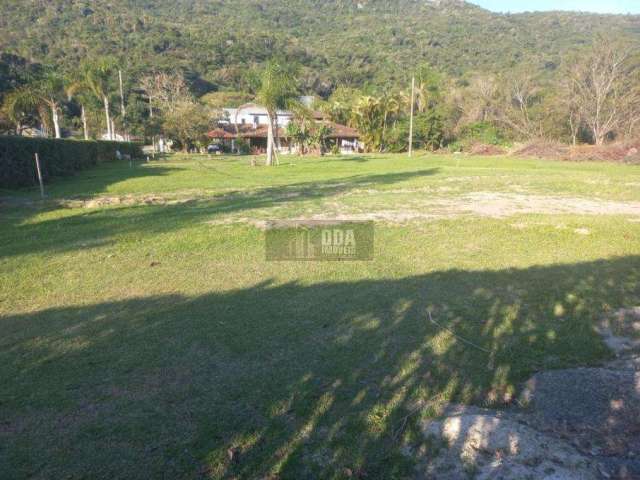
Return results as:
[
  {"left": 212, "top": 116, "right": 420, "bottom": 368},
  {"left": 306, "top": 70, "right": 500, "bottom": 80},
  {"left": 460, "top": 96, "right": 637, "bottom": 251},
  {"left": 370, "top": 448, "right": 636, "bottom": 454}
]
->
[
  {"left": 34, "top": 153, "right": 44, "bottom": 198},
  {"left": 408, "top": 76, "right": 415, "bottom": 157}
]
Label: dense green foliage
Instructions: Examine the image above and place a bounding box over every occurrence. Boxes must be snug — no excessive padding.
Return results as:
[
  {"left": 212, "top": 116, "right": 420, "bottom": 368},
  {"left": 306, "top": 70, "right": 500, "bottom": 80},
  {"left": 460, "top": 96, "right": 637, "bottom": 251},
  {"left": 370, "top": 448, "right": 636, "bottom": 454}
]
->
[
  {"left": 1, "top": 1, "right": 639, "bottom": 150},
  {"left": 0, "top": 136, "right": 141, "bottom": 188},
  {"left": 1, "top": 0, "right": 639, "bottom": 94}
]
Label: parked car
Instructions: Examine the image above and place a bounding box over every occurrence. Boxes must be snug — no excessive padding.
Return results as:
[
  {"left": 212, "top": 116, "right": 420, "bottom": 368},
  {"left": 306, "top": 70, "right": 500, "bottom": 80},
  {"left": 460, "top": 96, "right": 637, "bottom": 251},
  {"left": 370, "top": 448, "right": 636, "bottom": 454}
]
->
[{"left": 207, "top": 143, "right": 223, "bottom": 154}]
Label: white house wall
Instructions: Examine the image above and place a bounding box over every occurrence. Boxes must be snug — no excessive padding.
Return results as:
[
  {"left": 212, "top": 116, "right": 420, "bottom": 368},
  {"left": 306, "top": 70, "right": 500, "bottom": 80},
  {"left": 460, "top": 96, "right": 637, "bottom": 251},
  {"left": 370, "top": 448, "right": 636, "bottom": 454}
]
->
[{"left": 222, "top": 107, "right": 293, "bottom": 127}]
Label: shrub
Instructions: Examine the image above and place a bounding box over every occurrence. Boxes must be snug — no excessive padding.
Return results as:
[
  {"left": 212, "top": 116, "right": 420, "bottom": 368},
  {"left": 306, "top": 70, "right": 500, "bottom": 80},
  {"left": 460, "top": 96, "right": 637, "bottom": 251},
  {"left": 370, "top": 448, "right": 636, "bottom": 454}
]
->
[
  {"left": 385, "top": 110, "right": 447, "bottom": 153},
  {"left": 459, "top": 122, "right": 506, "bottom": 146},
  {"left": 0, "top": 136, "right": 142, "bottom": 189},
  {"left": 234, "top": 138, "right": 250, "bottom": 155}
]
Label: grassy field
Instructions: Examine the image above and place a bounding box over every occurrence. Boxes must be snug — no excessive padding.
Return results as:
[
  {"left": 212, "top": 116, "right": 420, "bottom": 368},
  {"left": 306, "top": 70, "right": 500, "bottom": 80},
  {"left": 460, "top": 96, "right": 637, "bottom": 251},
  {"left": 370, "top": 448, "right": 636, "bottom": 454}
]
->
[{"left": 2, "top": 153, "right": 640, "bottom": 479}]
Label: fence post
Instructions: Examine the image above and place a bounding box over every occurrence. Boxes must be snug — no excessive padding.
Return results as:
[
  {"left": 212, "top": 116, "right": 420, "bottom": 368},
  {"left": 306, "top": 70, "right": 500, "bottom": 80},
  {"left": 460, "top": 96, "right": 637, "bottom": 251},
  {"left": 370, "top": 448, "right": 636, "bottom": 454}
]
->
[{"left": 34, "top": 153, "right": 45, "bottom": 198}]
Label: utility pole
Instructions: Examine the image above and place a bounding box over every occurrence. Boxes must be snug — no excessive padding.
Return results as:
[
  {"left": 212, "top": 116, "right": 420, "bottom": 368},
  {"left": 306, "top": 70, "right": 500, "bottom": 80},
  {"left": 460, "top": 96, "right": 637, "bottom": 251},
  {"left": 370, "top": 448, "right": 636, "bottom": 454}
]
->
[{"left": 408, "top": 76, "right": 415, "bottom": 157}]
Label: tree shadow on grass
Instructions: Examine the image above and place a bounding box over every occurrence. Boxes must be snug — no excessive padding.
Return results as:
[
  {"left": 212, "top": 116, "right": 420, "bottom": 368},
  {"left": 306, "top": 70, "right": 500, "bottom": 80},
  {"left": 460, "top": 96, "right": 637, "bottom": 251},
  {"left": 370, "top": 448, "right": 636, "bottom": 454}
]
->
[
  {"left": 0, "top": 168, "right": 439, "bottom": 259},
  {"left": 1, "top": 256, "right": 638, "bottom": 479},
  {"left": 321, "top": 156, "right": 372, "bottom": 163},
  {"left": 0, "top": 161, "right": 182, "bottom": 200}
]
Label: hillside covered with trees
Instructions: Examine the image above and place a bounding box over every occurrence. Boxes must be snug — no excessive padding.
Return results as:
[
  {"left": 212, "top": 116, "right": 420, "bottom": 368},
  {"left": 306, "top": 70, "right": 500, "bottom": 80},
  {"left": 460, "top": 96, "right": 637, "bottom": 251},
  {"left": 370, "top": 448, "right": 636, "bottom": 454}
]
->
[
  {"left": 1, "top": 0, "right": 639, "bottom": 153},
  {"left": 2, "top": 0, "right": 639, "bottom": 93}
]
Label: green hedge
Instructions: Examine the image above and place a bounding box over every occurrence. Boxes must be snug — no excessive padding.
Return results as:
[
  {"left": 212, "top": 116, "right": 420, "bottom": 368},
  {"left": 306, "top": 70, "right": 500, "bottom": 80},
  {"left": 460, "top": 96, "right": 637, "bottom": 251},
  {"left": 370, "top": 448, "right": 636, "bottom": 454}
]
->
[{"left": 0, "top": 136, "right": 142, "bottom": 189}]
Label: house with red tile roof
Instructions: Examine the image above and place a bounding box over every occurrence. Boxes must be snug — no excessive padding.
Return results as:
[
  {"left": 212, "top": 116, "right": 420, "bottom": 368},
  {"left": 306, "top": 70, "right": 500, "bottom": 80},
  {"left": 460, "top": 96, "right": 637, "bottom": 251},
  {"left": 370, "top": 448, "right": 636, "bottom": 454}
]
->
[{"left": 208, "top": 103, "right": 361, "bottom": 154}]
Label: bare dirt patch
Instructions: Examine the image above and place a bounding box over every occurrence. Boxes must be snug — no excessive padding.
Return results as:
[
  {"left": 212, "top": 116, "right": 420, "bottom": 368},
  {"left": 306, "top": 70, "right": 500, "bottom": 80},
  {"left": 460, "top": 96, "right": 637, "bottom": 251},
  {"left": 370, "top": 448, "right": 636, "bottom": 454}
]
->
[
  {"left": 437, "top": 192, "right": 640, "bottom": 218},
  {"left": 513, "top": 140, "right": 570, "bottom": 159},
  {"left": 62, "top": 194, "right": 198, "bottom": 209},
  {"left": 469, "top": 143, "right": 508, "bottom": 156},
  {"left": 324, "top": 192, "right": 640, "bottom": 221},
  {"left": 513, "top": 139, "right": 640, "bottom": 163},
  {"left": 417, "top": 405, "right": 600, "bottom": 479},
  {"left": 206, "top": 191, "right": 640, "bottom": 226}
]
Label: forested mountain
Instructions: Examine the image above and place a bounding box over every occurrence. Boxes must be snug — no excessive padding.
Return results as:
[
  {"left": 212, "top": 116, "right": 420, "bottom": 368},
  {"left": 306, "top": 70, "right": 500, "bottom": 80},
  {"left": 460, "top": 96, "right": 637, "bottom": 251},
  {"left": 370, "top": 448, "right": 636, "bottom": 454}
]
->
[{"left": 1, "top": 0, "right": 639, "bottom": 96}]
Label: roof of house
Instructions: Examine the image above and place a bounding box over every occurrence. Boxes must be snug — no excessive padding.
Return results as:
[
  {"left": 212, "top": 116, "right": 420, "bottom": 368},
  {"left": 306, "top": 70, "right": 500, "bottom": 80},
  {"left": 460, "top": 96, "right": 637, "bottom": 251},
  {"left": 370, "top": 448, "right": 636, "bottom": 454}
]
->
[
  {"left": 321, "top": 121, "right": 359, "bottom": 139},
  {"left": 207, "top": 128, "right": 236, "bottom": 139},
  {"left": 208, "top": 120, "right": 359, "bottom": 140},
  {"left": 223, "top": 104, "right": 293, "bottom": 119}
]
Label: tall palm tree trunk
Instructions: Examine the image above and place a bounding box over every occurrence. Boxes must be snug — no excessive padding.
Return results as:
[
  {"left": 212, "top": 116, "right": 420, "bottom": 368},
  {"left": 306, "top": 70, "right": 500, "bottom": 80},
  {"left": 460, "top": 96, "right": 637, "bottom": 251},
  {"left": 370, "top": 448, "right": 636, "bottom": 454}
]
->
[
  {"left": 51, "top": 103, "right": 62, "bottom": 139},
  {"left": 81, "top": 105, "right": 89, "bottom": 140},
  {"left": 266, "top": 112, "right": 275, "bottom": 166}
]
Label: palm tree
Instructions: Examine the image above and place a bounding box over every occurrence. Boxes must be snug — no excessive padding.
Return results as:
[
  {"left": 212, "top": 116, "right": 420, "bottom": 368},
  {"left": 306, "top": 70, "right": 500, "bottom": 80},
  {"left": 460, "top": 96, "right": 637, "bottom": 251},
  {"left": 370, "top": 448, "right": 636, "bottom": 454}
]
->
[
  {"left": 379, "top": 93, "right": 403, "bottom": 151},
  {"left": 81, "top": 58, "right": 117, "bottom": 140},
  {"left": 414, "top": 65, "right": 443, "bottom": 114},
  {"left": 37, "top": 71, "right": 66, "bottom": 139},
  {"left": 3, "top": 71, "right": 66, "bottom": 138},
  {"left": 256, "top": 61, "right": 299, "bottom": 166},
  {"left": 313, "top": 123, "right": 332, "bottom": 155},
  {"left": 351, "top": 95, "right": 384, "bottom": 152},
  {"left": 286, "top": 117, "right": 312, "bottom": 155},
  {"left": 1, "top": 88, "right": 39, "bottom": 135},
  {"left": 66, "top": 76, "right": 92, "bottom": 140}
]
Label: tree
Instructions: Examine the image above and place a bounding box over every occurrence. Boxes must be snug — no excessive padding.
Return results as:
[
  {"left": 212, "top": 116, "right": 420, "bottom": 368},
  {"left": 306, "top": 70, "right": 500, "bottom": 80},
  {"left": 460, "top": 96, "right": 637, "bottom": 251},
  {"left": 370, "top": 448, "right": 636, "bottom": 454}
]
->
[
  {"left": 140, "top": 71, "right": 193, "bottom": 150},
  {"left": 558, "top": 76, "right": 583, "bottom": 145},
  {"left": 1, "top": 70, "right": 67, "bottom": 138},
  {"left": 312, "top": 124, "right": 332, "bottom": 154},
  {"left": 322, "top": 86, "right": 359, "bottom": 126},
  {"left": 65, "top": 73, "right": 94, "bottom": 140},
  {"left": 568, "top": 37, "right": 639, "bottom": 145},
  {"left": 286, "top": 116, "right": 313, "bottom": 155},
  {"left": 286, "top": 116, "right": 332, "bottom": 155},
  {"left": 351, "top": 96, "right": 384, "bottom": 152},
  {"left": 200, "top": 91, "right": 253, "bottom": 109},
  {"left": 413, "top": 65, "right": 443, "bottom": 114},
  {"left": 256, "top": 61, "right": 299, "bottom": 166},
  {"left": 457, "top": 75, "right": 498, "bottom": 126},
  {"left": 493, "top": 71, "right": 543, "bottom": 140},
  {"left": 1, "top": 87, "right": 39, "bottom": 135},
  {"left": 162, "top": 101, "right": 211, "bottom": 152},
  {"left": 140, "top": 71, "right": 191, "bottom": 118},
  {"left": 81, "top": 58, "right": 117, "bottom": 140},
  {"left": 33, "top": 70, "right": 66, "bottom": 138},
  {"left": 378, "top": 92, "right": 403, "bottom": 151}
]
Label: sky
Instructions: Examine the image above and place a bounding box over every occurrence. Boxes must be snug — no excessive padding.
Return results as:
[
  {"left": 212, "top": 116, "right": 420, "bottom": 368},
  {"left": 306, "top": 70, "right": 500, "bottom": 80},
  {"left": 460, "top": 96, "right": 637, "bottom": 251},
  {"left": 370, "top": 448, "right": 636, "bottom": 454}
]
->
[{"left": 472, "top": 0, "right": 640, "bottom": 14}]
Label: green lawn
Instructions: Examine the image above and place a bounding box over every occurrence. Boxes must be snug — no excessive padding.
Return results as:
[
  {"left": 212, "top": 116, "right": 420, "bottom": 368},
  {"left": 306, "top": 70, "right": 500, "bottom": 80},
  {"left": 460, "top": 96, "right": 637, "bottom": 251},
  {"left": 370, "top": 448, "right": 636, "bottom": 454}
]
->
[{"left": 2, "top": 153, "right": 640, "bottom": 479}]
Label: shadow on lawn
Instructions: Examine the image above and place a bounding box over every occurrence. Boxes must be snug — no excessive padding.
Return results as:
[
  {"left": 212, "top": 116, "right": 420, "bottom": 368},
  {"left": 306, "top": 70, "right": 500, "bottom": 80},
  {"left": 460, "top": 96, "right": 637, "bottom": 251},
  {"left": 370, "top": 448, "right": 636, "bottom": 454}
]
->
[
  {"left": 0, "top": 161, "right": 181, "bottom": 200},
  {"left": 2, "top": 256, "right": 638, "bottom": 479},
  {"left": 321, "top": 156, "right": 372, "bottom": 163},
  {"left": 1, "top": 168, "right": 438, "bottom": 258}
]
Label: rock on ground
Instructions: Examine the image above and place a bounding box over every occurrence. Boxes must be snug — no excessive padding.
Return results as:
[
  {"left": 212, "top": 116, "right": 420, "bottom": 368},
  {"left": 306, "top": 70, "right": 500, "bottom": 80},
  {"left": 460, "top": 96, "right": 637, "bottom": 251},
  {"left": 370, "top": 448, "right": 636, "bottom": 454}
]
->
[
  {"left": 418, "top": 405, "right": 599, "bottom": 480},
  {"left": 520, "top": 364, "right": 640, "bottom": 479},
  {"left": 596, "top": 307, "right": 640, "bottom": 356},
  {"left": 413, "top": 307, "right": 640, "bottom": 480}
]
